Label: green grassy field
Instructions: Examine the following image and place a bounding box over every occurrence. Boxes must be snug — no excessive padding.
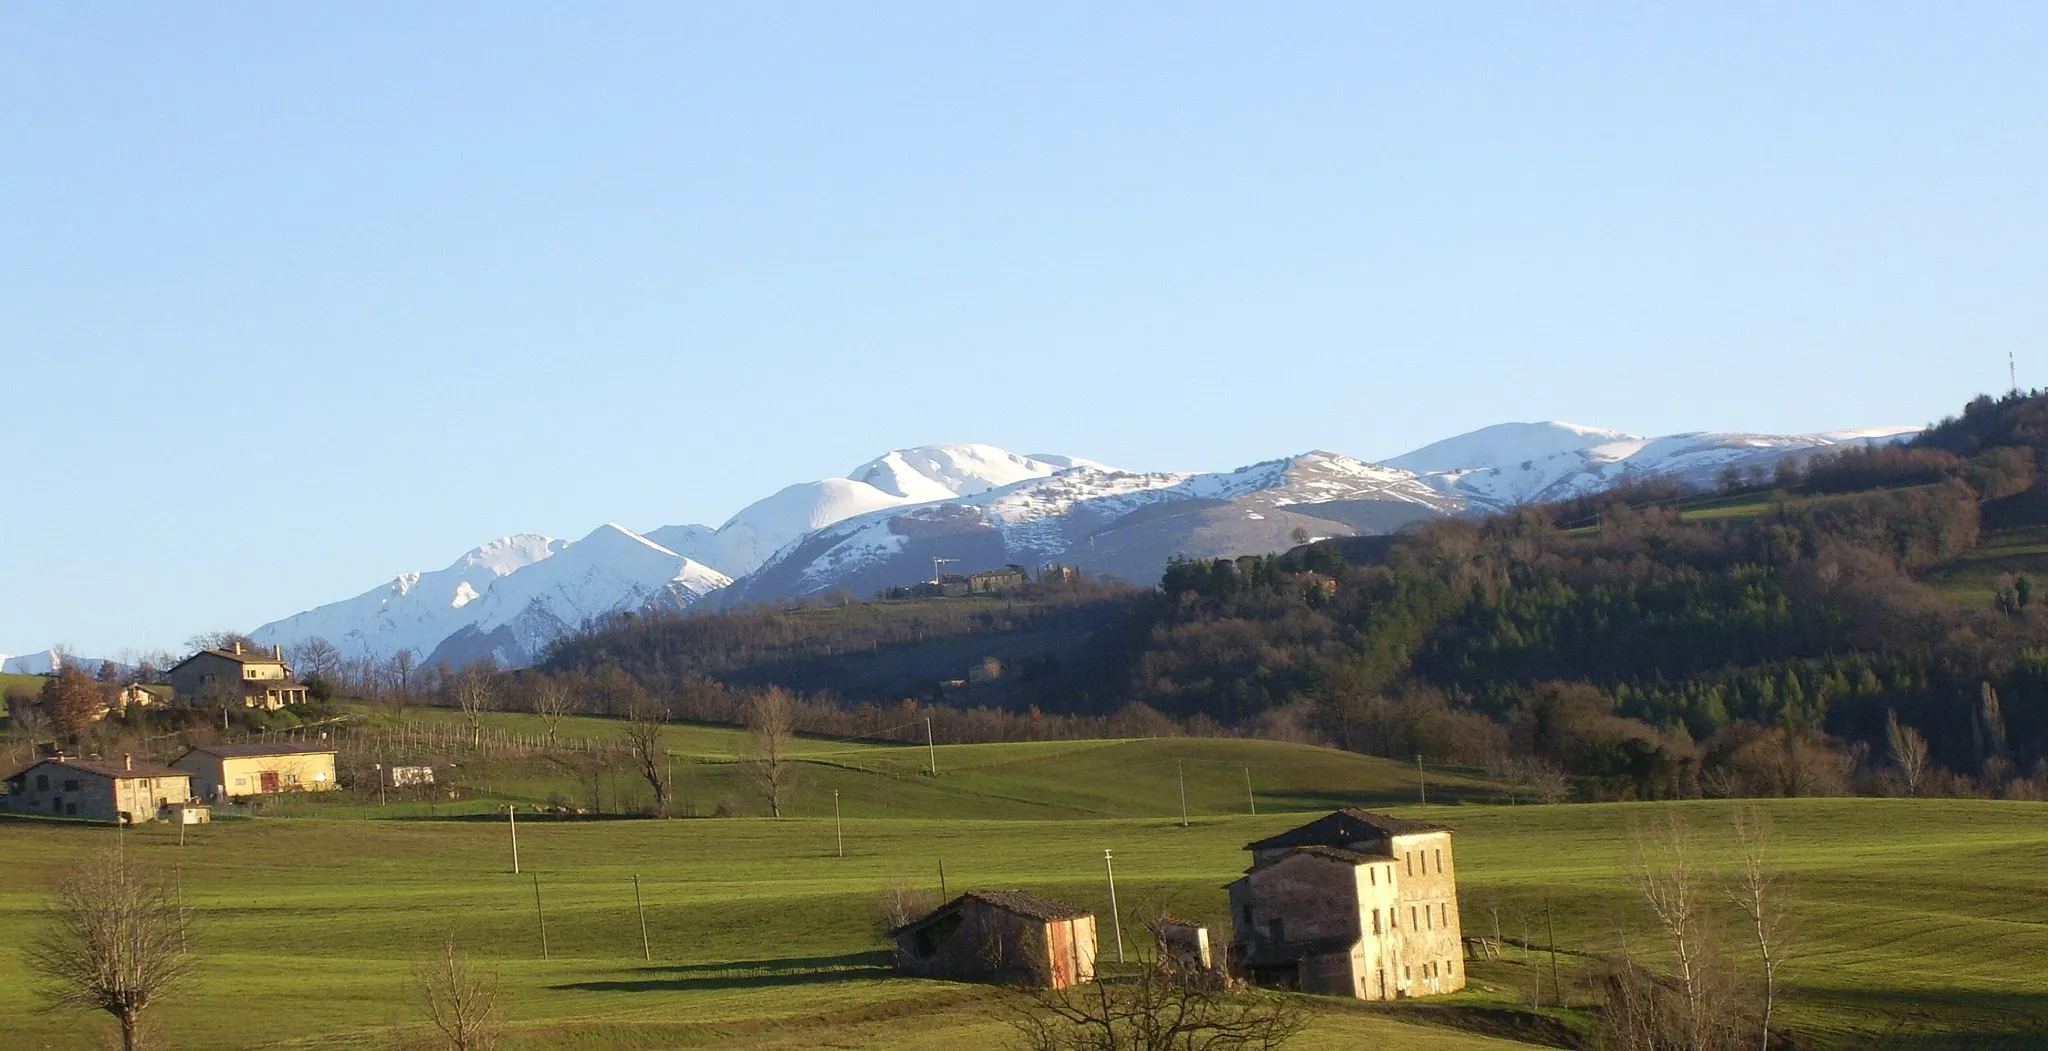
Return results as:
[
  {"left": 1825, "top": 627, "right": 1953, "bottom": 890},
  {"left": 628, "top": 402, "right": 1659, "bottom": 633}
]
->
[
  {"left": 1922, "top": 524, "right": 2048, "bottom": 607},
  {"left": 314, "top": 708, "right": 1495, "bottom": 822},
  {"left": 1, "top": 670, "right": 49, "bottom": 698},
  {"left": 5, "top": 729, "right": 2048, "bottom": 1051}
]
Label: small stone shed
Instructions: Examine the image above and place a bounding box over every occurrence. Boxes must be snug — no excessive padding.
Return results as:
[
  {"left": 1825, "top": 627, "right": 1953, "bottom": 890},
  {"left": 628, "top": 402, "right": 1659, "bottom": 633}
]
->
[{"left": 892, "top": 889, "right": 1098, "bottom": 989}]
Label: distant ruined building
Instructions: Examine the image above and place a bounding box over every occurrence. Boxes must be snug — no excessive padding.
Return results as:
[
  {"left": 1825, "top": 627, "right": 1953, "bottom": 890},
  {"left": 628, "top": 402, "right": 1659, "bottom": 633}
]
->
[{"left": 1228, "top": 809, "right": 1465, "bottom": 1000}]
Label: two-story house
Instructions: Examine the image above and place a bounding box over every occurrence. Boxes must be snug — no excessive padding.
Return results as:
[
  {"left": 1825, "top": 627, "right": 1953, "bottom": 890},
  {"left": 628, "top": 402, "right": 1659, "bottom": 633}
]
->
[{"left": 166, "top": 642, "right": 309, "bottom": 710}]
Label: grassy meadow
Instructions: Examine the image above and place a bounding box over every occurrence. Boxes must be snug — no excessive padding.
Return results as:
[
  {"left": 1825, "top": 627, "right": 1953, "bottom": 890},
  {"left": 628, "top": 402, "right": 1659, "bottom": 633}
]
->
[{"left": 4, "top": 725, "right": 2048, "bottom": 1050}]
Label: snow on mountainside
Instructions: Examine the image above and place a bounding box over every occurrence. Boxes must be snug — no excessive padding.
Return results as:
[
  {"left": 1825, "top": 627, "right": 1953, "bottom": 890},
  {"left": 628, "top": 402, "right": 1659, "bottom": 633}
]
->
[
  {"left": 250, "top": 534, "right": 567, "bottom": 664},
  {"left": 1, "top": 649, "right": 121, "bottom": 676},
  {"left": 422, "top": 524, "right": 730, "bottom": 669},
  {"left": 1389, "top": 421, "right": 1921, "bottom": 510},
  {"left": 644, "top": 445, "right": 1089, "bottom": 578},
  {"left": 717, "top": 450, "right": 1463, "bottom": 606}
]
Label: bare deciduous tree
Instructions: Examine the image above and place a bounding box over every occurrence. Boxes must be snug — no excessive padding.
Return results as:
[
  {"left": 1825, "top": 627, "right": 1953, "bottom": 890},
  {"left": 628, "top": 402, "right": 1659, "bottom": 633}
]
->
[
  {"left": 1629, "top": 814, "right": 1720, "bottom": 1051},
  {"left": 412, "top": 932, "right": 503, "bottom": 1051},
  {"left": 1007, "top": 949, "right": 1304, "bottom": 1051},
  {"left": 1884, "top": 709, "right": 1929, "bottom": 797},
  {"left": 744, "top": 688, "right": 797, "bottom": 818},
  {"left": 1726, "top": 809, "right": 1792, "bottom": 1051},
  {"left": 387, "top": 649, "right": 417, "bottom": 699},
  {"left": 453, "top": 668, "right": 495, "bottom": 750},
  {"left": 24, "top": 848, "right": 194, "bottom": 1051},
  {"left": 527, "top": 675, "right": 573, "bottom": 750},
  {"left": 622, "top": 693, "right": 674, "bottom": 817},
  {"left": 288, "top": 636, "right": 341, "bottom": 681},
  {"left": 876, "top": 883, "right": 941, "bottom": 949}
]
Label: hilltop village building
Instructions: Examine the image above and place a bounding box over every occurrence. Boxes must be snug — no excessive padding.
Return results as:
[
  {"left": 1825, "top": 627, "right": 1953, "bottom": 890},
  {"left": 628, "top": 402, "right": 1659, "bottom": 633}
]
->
[
  {"left": 1228, "top": 809, "right": 1465, "bottom": 1000},
  {"left": 174, "top": 742, "right": 338, "bottom": 799},
  {"left": 3, "top": 755, "right": 193, "bottom": 823},
  {"left": 166, "top": 643, "right": 310, "bottom": 710},
  {"left": 892, "top": 890, "right": 1099, "bottom": 989}
]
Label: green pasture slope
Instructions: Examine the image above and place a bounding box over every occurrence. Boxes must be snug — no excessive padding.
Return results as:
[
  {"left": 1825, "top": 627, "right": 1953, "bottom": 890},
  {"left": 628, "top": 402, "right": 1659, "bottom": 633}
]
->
[
  {"left": 307, "top": 708, "right": 1493, "bottom": 821},
  {"left": 3, "top": 732, "right": 2047, "bottom": 1050}
]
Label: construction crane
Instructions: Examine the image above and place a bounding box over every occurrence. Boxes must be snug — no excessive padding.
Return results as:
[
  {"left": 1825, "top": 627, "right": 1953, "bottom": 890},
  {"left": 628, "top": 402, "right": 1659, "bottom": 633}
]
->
[{"left": 931, "top": 557, "right": 958, "bottom": 585}]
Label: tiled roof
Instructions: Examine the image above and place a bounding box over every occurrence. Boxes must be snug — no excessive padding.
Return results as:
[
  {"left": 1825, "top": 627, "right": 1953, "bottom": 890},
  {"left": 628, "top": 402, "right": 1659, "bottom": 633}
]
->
[
  {"left": 962, "top": 889, "right": 1093, "bottom": 922},
  {"left": 895, "top": 889, "right": 1093, "bottom": 933},
  {"left": 170, "top": 647, "right": 289, "bottom": 669},
  {"left": 181, "top": 742, "right": 334, "bottom": 760},
  {"left": 1244, "top": 808, "right": 1454, "bottom": 853},
  {"left": 6, "top": 757, "right": 187, "bottom": 781}
]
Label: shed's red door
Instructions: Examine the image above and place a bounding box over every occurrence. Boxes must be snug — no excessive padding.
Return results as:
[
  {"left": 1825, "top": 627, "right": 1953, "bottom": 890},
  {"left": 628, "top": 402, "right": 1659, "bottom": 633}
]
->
[{"left": 260, "top": 771, "right": 279, "bottom": 793}]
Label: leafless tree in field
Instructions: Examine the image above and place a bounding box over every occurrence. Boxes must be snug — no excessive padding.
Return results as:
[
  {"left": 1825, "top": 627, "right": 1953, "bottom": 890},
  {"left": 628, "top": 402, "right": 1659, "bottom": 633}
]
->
[
  {"left": 413, "top": 932, "right": 503, "bottom": 1051},
  {"left": 527, "top": 675, "right": 573, "bottom": 749},
  {"left": 1726, "top": 808, "right": 1793, "bottom": 1051},
  {"left": 1883, "top": 709, "right": 1929, "bottom": 797},
  {"left": 1629, "top": 813, "right": 1726, "bottom": 1051},
  {"left": 876, "top": 883, "right": 942, "bottom": 956},
  {"left": 453, "top": 668, "right": 495, "bottom": 750},
  {"left": 1007, "top": 946, "right": 1304, "bottom": 1051},
  {"left": 622, "top": 693, "right": 674, "bottom": 817},
  {"left": 744, "top": 688, "right": 797, "bottom": 817},
  {"left": 24, "top": 847, "right": 194, "bottom": 1051}
]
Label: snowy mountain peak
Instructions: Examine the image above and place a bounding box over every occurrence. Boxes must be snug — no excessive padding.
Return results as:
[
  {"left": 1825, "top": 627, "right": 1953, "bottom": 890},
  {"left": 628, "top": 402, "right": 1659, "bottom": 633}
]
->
[
  {"left": 848, "top": 444, "right": 1075, "bottom": 502},
  {"left": 1385, "top": 421, "right": 1643, "bottom": 475}
]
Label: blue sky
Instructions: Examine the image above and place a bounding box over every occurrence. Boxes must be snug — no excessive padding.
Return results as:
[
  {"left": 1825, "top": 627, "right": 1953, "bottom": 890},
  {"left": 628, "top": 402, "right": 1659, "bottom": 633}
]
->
[{"left": 4, "top": 4, "right": 2044, "bottom": 655}]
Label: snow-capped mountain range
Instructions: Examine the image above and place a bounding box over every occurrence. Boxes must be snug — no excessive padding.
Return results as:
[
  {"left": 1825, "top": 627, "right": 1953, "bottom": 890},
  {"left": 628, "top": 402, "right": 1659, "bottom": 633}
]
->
[{"left": 216, "top": 422, "right": 1914, "bottom": 670}]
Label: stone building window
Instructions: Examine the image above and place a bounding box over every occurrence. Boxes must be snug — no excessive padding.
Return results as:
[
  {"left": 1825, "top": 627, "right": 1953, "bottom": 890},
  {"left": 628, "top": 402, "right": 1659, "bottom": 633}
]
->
[
  {"left": 1436, "top": 848, "right": 1443, "bottom": 872},
  {"left": 1405, "top": 853, "right": 1413, "bottom": 876}
]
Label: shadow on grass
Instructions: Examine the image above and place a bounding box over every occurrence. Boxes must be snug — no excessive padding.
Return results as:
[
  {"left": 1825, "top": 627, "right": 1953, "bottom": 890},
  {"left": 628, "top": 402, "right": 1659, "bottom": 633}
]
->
[
  {"left": 1808, "top": 984, "right": 2048, "bottom": 1051},
  {"left": 552, "top": 951, "right": 895, "bottom": 993}
]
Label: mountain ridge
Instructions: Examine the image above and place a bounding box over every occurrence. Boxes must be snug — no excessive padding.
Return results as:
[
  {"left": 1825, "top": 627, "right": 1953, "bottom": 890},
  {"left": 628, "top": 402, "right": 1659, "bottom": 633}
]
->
[{"left": 232, "top": 425, "right": 1915, "bottom": 669}]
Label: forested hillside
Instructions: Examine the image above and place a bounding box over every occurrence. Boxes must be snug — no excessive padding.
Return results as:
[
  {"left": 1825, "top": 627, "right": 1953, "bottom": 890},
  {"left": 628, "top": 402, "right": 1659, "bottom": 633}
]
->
[{"left": 532, "top": 391, "right": 2048, "bottom": 800}]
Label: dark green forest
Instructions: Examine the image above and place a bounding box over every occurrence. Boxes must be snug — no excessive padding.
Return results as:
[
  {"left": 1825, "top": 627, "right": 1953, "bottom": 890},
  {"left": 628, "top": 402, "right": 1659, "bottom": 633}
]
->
[{"left": 537, "top": 391, "right": 2048, "bottom": 801}]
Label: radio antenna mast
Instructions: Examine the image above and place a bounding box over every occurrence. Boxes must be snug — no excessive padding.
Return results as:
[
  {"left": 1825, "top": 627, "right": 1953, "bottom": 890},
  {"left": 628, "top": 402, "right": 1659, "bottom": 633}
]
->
[{"left": 2012, "top": 351, "right": 2019, "bottom": 394}]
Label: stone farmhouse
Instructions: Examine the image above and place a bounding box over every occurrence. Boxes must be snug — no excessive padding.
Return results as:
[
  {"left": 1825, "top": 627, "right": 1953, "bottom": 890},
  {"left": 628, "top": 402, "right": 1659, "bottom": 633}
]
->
[
  {"left": 967, "top": 565, "right": 1029, "bottom": 594},
  {"left": 1228, "top": 809, "right": 1464, "bottom": 1000},
  {"left": 174, "top": 742, "right": 338, "bottom": 799},
  {"left": 892, "top": 890, "right": 1098, "bottom": 989},
  {"left": 3, "top": 754, "right": 193, "bottom": 824},
  {"left": 166, "top": 642, "right": 310, "bottom": 710}
]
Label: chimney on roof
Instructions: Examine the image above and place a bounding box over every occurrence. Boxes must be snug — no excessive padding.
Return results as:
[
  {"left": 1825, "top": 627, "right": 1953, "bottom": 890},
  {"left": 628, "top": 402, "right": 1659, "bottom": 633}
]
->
[
  {"left": 274, "top": 644, "right": 282, "bottom": 659},
  {"left": 124, "top": 754, "right": 133, "bottom": 771},
  {"left": 233, "top": 641, "right": 242, "bottom": 655}
]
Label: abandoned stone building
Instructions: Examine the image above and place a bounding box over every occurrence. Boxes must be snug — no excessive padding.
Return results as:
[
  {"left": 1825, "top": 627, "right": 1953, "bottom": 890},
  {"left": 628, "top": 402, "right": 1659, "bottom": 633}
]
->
[
  {"left": 1227, "top": 809, "right": 1465, "bottom": 1000},
  {"left": 891, "top": 889, "right": 1098, "bottom": 989}
]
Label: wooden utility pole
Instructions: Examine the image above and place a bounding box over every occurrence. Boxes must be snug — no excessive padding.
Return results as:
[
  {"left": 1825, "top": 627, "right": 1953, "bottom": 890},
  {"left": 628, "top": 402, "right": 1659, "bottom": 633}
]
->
[
  {"left": 1416, "top": 755, "right": 1427, "bottom": 805},
  {"left": 508, "top": 805, "right": 520, "bottom": 874},
  {"left": 633, "top": 875, "right": 651, "bottom": 961},
  {"left": 938, "top": 858, "right": 947, "bottom": 898},
  {"left": 1244, "top": 766, "right": 1257, "bottom": 816},
  {"left": 833, "top": 789, "right": 843, "bottom": 858},
  {"left": 925, "top": 717, "right": 937, "bottom": 776},
  {"left": 1177, "top": 760, "right": 1189, "bottom": 827},
  {"left": 1103, "top": 849, "right": 1125, "bottom": 964},
  {"left": 533, "top": 874, "right": 549, "bottom": 959}
]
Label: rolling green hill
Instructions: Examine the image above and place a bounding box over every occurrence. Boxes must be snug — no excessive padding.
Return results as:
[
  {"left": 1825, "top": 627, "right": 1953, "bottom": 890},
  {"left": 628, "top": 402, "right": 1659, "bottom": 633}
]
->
[
  {"left": 284, "top": 706, "right": 1492, "bottom": 821},
  {"left": 3, "top": 753, "right": 2044, "bottom": 1050}
]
